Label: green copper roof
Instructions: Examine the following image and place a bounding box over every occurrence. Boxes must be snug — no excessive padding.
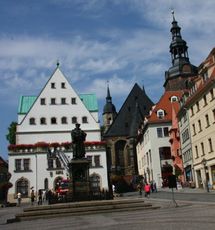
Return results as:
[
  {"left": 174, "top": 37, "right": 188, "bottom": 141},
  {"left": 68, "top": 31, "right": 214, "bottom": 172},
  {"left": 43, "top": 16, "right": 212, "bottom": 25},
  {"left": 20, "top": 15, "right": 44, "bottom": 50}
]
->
[
  {"left": 18, "top": 96, "right": 37, "bottom": 114},
  {"left": 79, "top": 94, "right": 98, "bottom": 112},
  {"left": 18, "top": 94, "right": 98, "bottom": 114}
]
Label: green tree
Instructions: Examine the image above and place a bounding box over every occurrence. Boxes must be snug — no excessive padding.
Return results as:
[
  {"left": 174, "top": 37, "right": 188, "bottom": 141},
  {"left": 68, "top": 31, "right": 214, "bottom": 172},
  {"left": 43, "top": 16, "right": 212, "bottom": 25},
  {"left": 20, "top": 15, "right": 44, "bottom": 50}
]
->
[{"left": 6, "top": 122, "right": 17, "bottom": 144}]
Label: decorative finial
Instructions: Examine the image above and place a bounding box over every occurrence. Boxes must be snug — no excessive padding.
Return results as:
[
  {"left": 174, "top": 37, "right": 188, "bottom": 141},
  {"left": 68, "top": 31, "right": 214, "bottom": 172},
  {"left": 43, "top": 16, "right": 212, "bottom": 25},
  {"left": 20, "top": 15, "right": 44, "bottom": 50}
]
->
[
  {"left": 171, "top": 9, "right": 175, "bottom": 21},
  {"left": 56, "top": 60, "right": 60, "bottom": 67}
]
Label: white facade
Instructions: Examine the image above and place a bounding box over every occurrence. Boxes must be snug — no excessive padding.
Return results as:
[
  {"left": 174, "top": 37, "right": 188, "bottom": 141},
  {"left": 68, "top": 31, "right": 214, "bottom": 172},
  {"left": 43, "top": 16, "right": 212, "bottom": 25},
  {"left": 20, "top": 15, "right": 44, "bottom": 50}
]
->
[
  {"left": 8, "top": 66, "right": 109, "bottom": 202},
  {"left": 137, "top": 122, "right": 172, "bottom": 188}
]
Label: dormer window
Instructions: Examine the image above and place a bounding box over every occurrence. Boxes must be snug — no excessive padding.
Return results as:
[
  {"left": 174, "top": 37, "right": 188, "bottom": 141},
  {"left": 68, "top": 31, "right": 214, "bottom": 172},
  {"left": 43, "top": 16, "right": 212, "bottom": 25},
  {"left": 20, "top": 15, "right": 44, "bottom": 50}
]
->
[
  {"left": 157, "top": 109, "right": 165, "bottom": 119},
  {"left": 171, "top": 96, "right": 178, "bottom": 102}
]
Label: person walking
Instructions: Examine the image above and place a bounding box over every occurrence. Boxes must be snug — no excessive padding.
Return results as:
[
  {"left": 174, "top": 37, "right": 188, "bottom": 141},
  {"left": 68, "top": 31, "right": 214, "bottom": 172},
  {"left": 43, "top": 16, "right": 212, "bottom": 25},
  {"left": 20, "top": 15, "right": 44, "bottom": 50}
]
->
[
  {"left": 17, "top": 192, "right": 21, "bottom": 206},
  {"left": 31, "top": 190, "right": 35, "bottom": 205},
  {"left": 144, "top": 183, "right": 151, "bottom": 198},
  {"left": 38, "top": 189, "right": 43, "bottom": 205}
]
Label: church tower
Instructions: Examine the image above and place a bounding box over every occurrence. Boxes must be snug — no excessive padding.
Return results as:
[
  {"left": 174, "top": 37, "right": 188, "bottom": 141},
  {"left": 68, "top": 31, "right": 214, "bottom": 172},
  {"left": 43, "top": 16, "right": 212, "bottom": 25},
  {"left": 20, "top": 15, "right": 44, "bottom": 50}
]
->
[
  {"left": 164, "top": 11, "right": 198, "bottom": 91},
  {"left": 102, "top": 83, "right": 117, "bottom": 133}
]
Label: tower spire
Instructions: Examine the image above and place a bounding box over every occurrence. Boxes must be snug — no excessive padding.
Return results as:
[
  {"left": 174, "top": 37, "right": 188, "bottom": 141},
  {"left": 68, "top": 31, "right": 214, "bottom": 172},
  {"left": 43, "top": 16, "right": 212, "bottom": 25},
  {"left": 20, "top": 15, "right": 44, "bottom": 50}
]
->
[{"left": 164, "top": 11, "right": 198, "bottom": 91}]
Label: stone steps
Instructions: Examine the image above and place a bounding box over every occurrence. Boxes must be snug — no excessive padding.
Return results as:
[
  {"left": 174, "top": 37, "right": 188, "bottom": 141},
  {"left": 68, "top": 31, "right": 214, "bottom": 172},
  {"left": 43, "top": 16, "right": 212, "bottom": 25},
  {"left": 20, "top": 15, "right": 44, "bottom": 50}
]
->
[{"left": 10, "top": 198, "right": 160, "bottom": 222}]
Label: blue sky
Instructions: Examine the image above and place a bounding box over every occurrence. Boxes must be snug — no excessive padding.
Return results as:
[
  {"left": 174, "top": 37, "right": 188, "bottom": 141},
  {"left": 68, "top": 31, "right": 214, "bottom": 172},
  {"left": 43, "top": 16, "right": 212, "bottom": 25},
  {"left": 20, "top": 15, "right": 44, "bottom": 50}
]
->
[{"left": 1, "top": 0, "right": 215, "bottom": 160}]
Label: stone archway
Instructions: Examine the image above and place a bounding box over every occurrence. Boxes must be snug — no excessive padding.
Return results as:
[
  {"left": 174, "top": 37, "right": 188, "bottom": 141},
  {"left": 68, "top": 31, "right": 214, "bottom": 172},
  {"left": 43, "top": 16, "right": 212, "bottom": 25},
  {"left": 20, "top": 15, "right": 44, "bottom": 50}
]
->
[{"left": 15, "top": 177, "right": 29, "bottom": 197}]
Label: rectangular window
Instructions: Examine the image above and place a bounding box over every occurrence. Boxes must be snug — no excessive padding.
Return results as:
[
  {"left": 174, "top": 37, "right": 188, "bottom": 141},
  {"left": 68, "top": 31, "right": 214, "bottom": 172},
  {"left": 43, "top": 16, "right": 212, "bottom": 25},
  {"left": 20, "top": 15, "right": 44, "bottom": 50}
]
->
[
  {"left": 191, "top": 106, "right": 194, "bottom": 116},
  {"left": 213, "top": 109, "right": 215, "bottom": 123},
  {"left": 201, "top": 142, "right": 205, "bottom": 156},
  {"left": 71, "top": 98, "right": 76, "bottom": 104},
  {"left": 87, "top": 156, "right": 93, "bottom": 167},
  {"left": 192, "top": 124, "right": 196, "bottom": 136},
  {"left": 203, "top": 95, "right": 207, "bottom": 106},
  {"left": 40, "top": 98, "right": 46, "bottom": 105},
  {"left": 210, "top": 89, "right": 214, "bottom": 101},
  {"left": 61, "top": 98, "right": 66, "bottom": 104},
  {"left": 61, "top": 82, "right": 66, "bottom": 88},
  {"left": 94, "top": 155, "right": 101, "bottom": 167},
  {"left": 48, "top": 159, "right": 54, "bottom": 169},
  {"left": 157, "top": 128, "right": 163, "bottom": 138},
  {"left": 15, "top": 159, "right": 22, "bottom": 171},
  {"left": 51, "top": 82, "right": 55, "bottom": 89},
  {"left": 23, "top": 159, "right": 30, "bottom": 171},
  {"left": 205, "top": 114, "right": 210, "bottom": 127},
  {"left": 51, "top": 98, "right": 56, "bottom": 105},
  {"left": 208, "top": 138, "right": 213, "bottom": 153},
  {"left": 198, "top": 120, "right": 202, "bottom": 132},
  {"left": 163, "top": 127, "right": 169, "bottom": 137},
  {"left": 196, "top": 101, "right": 200, "bottom": 112},
  {"left": 195, "top": 146, "right": 198, "bottom": 158}
]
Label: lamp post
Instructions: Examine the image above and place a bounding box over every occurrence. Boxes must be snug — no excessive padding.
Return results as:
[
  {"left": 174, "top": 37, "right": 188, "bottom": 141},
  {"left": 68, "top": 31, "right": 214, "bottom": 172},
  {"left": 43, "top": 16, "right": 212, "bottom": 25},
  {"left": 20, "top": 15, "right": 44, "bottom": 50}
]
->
[{"left": 201, "top": 158, "right": 209, "bottom": 192}]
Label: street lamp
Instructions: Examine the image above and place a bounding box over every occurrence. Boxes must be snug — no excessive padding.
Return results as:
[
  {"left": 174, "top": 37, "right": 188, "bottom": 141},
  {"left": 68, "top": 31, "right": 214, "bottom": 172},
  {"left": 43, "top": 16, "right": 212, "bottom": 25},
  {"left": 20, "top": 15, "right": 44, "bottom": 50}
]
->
[{"left": 201, "top": 158, "right": 209, "bottom": 192}]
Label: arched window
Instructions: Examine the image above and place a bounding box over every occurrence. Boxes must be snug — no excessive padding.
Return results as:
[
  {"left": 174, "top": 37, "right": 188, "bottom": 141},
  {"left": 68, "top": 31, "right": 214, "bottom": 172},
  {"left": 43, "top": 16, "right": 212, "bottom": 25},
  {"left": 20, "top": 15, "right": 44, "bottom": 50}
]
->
[
  {"left": 61, "top": 117, "right": 67, "bottom": 124},
  {"left": 51, "top": 117, "right": 57, "bottom": 124},
  {"left": 90, "top": 173, "right": 101, "bottom": 193},
  {"left": 44, "top": 178, "right": 48, "bottom": 190},
  {"left": 72, "top": 116, "right": 77, "bottom": 124},
  {"left": 40, "top": 117, "right": 46, "bottom": 125},
  {"left": 171, "top": 96, "right": 178, "bottom": 102},
  {"left": 16, "top": 178, "right": 29, "bottom": 197},
  {"left": 29, "top": 118, "right": 36, "bottom": 125},
  {"left": 82, "top": 116, "right": 88, "bottom": 123},
  {"left": 157, "top": 109, "right": 165, "bottom": 119}
]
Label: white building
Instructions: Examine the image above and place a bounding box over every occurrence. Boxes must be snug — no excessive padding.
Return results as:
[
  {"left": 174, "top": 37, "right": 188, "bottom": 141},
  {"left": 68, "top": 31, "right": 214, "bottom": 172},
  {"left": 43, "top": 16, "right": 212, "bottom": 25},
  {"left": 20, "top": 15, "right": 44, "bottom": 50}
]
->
[
  {"left": 8, "top": 65, "right": 109, "bottom": 202},
  {"left": 136, "top": 91, "right": 183, "bottom": 188}
]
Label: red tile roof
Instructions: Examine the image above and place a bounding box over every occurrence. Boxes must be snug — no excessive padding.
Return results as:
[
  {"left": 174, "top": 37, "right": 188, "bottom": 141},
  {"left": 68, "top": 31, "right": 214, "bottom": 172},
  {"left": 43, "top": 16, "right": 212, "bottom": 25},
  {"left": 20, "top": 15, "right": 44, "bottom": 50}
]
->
[{"left": 147, "top": 91, "right": 183, "bottom": 124}]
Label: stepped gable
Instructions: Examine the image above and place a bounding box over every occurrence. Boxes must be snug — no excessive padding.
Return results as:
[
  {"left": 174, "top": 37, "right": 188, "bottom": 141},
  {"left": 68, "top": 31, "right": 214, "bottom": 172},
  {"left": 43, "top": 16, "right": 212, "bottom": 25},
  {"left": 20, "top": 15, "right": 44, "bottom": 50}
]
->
[
  {"left": 104, "top": 83, "right": 154, "bottom": 137},
  {"left": 147, "top": 91, "right": 183, "bottom": 124}
]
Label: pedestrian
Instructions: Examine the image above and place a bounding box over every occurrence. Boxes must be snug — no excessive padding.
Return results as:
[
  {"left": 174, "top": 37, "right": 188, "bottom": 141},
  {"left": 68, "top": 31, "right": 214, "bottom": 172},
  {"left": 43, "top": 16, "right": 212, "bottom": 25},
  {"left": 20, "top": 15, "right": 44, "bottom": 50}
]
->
[
  {"left": 31, "top": 190, "right": 35, "bottom": 205},
  {"left": 38, "top": 189, "right": 43, "bottom": 205},
  {"left": 137, "top": 183, "right": 143, "bottom": 196},
  {"left": 144, "top": 183, "right": 151, "bottom": 198},
  {"left": 17, "top": 192, "right": 21, "bottom": 206}
]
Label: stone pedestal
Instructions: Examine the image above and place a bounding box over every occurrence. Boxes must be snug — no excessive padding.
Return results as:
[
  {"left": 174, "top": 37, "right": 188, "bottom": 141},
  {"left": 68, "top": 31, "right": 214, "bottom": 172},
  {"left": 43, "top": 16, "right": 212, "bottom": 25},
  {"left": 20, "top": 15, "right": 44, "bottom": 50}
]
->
[{"left": 68, "top": 159, "right": 91, "bottom": 201}]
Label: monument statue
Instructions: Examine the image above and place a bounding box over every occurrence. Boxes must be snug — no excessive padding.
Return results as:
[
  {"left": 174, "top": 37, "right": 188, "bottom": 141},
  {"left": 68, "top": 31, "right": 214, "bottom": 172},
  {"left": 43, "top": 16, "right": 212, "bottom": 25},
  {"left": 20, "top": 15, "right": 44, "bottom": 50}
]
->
[{"left": 71, "top": 123, "right": 87, "bottom": 159}]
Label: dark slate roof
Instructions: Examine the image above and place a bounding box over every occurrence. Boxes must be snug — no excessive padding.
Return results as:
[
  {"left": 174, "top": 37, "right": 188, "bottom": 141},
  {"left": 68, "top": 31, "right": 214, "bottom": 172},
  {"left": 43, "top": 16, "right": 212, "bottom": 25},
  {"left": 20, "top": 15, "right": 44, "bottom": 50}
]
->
[{"left": 104, "top": 83, "right": 154, "bottom": 137}]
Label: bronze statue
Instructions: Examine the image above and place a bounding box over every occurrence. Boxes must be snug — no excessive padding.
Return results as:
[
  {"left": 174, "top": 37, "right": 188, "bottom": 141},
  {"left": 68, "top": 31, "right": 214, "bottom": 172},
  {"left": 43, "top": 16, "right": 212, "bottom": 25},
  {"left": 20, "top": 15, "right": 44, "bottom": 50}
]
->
[{"left": 71, "top": 123, "right": 87, "bottom": 159}]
